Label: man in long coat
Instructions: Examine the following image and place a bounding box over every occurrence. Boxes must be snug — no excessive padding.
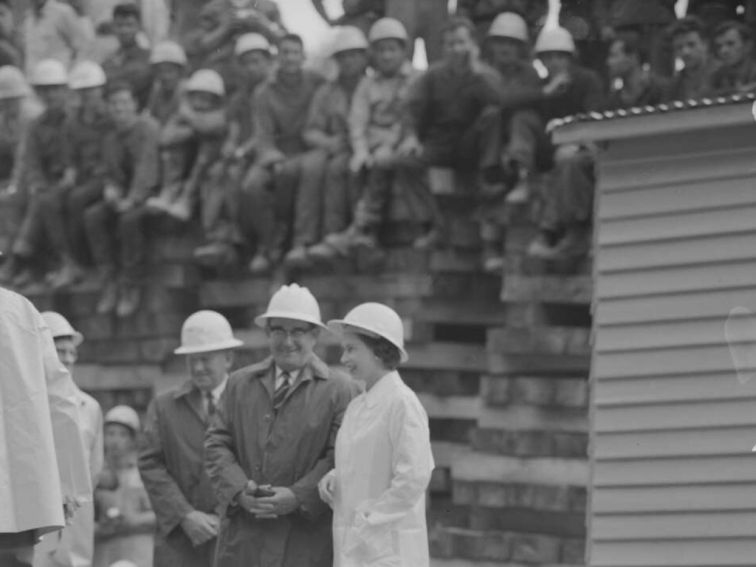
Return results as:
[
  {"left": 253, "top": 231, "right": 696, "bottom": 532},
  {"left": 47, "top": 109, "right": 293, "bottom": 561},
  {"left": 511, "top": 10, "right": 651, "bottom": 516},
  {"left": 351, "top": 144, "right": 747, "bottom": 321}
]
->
[
  {"left": 0, "top": 286, "right": 91, "bottom": 566},
  {"left": 139, "top": 310, "right": 244, "bottom": 567},
  {"left": 205, "top": 283, "right": 359, "bottom": 567}
]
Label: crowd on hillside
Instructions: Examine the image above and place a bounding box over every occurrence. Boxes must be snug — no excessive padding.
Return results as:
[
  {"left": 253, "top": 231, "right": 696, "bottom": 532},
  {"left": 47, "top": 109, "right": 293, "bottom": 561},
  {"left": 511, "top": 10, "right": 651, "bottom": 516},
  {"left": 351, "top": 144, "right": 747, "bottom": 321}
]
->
[{"left": 1, "top": 0, "right": 756, "bottom": 317}]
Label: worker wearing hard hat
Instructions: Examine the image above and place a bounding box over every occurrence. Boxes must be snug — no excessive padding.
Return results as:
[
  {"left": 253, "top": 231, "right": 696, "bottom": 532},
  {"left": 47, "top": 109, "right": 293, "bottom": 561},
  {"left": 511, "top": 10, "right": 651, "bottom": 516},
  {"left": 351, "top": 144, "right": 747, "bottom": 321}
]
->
[
  {"left": 36, "top": 61, "right": 114, "bottom": 291},
  {"left": 4, "top": 59, "right": 74, "bottom": 293},
  {"left": 206, "top": 284, "right": 359, "bottom": 567},
  {"left": 0, "top": 287, "right": 91, "bottom": 567},
  {"left": 527, "top": 25, "right": 604, "bottom": 261},
  {"left": 320, "top": 302, "right": 434, "bottom": 566},
  {"left": 239, "top": 35, "right": 325, "bottom": 275},
  {"left": 139, "top": 311, "right": 242, "bottom": 567},
  {"left": 477, "top": 12, "right": 545, "bottom": 274},
  {"left": 22, "top": 0, "right": 88, "bottom": 76},
  {"left": 93, "top": 406, "right": 155, "bottom": 567},
  {"left": 322, "top": 18, "right": 421, "bottom": 257},
  {"left": 147, "top": 41, "right": 188, "bottom": 126},
  {"left": 84, "top": 81, "right": 161, "bottom": 317},
  {"left": 147, "top": 68, "right": 227, "bottom": 223},
  {"left": 102, "top": 3, "right": 153, "bottom": 110},
  {"left": 194, "top": 33, "right": 274, "bottom": 268},
  {"left": 34, "top": 312, "right": 104, "bottom": 567},
  {"left": 286, "top": 25, "right": 369, "bottom": 269}
]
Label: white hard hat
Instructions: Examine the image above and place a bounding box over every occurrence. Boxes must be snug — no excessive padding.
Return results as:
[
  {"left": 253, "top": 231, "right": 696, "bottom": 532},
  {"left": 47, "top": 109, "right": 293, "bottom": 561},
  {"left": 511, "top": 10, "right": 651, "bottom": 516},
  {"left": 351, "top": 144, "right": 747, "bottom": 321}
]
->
[
  {"left": 328, "top": 302, "right": 408, "bottom": 363},
  {"left": 0, "top": 66, "right": 30, "bottom": 99},
  {"left": 186, "top": 68, "right": 225, "bottom": 97},
  {"left": 235, "top": 32, "right": 272, "bottom": 57},
  {"left": 68, "top": 61, "right": 106, "bottom": 90},
  {"left": 105, "top": 405, "right": 140, "bottom": 433},
  {"left": 535, "top": 26, "right": 576, "bottom": 54},
  {"left": 150, "top": 40, "right": 188, "bottom": 66},
  {"left": 174, "top": 310, "right": 243, "bottom": 355},
  {"left": 30, "top": 59, "right": 68, "bottom": 87},
  {"left": 488, "top": 12, "right": 529, "bottom": 43},
  {"left": 255, "top": 283, "right": 325, "bottom": 329},
  {"left": 331, "top": 26, "right": 369, "bottom": 56},
  {"left": 41, "top": 311, "right": 83, "bottom": 346},
  {"left": 368, "top": 17, "right": 408, "bottom": 44}
]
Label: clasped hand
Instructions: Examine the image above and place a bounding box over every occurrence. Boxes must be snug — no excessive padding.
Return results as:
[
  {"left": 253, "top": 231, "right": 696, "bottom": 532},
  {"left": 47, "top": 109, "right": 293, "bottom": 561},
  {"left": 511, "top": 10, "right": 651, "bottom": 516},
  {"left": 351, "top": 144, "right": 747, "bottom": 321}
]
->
[{"left": 236, "top": 480, "right": 299, "bottom": 517}]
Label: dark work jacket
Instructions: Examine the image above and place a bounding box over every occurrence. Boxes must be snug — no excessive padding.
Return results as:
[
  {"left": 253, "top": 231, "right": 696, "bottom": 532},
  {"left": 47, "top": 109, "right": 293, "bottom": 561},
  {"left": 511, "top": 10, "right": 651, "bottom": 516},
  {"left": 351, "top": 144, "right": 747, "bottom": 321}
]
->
[
  {"left": 539, "top": 65, "right": 605, "bottom": 122},
  {"left": 139, "top": 381, "right": 220, "bottom": 567},
  {"left": 205, "top": 354, "right": 360, "bottom": 567}
]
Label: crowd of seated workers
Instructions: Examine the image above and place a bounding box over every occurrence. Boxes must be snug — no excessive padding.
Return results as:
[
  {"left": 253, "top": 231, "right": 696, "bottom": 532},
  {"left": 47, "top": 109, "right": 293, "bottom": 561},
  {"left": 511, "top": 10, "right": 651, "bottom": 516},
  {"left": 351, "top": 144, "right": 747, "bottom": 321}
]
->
[{"left": 1, "top": 0, "right": 756, "bottom": 318}]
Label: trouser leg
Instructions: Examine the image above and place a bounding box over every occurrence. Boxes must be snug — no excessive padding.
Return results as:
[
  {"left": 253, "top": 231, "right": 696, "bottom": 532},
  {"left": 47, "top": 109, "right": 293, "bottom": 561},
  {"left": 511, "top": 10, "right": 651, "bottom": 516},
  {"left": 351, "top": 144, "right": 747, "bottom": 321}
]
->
[
  {"left": 271, "top": 157, "right": 302, "bottom": 255},
  {"left": 292, "top": 150, "right": 328, "bottom": 247},
  {"left": 506, "top": 109, "right": 545, "bottom": 172},
  {"left": 84, "top": 201, "right": 118, "bottom": 275},
  {"left": 239, "top": 164, "right": 273, "bottom": 254},
  {"left": 540, "top": 144, "right": 595, "bottom": 232},
  {"left": 12, "top": 193, "right": 45, "bottom": 258},
  {"left": 119, "top": 205, "right": 150, "bottom": 286},
  {"left": 322, "top": 152, "right": 357, "bottom": 236},
  {"left": 66, "top": 180, "right": 103, "bottom": 266}
]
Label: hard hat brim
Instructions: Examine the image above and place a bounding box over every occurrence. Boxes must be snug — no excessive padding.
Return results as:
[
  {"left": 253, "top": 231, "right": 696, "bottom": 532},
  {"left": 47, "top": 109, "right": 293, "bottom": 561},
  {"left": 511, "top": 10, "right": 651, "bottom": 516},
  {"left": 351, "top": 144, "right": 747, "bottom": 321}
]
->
[
  {"left": 51, "top": 330, "right": 84, "bottom": 347},
  {"left": 255, "top": 311, "right": 327, "bottom": 330},
  {"left": 327, "top": 319, "right": 409, "bottom": 363},
  {"left": 174, "top": 338, "right": 244, "bottom": 355}
]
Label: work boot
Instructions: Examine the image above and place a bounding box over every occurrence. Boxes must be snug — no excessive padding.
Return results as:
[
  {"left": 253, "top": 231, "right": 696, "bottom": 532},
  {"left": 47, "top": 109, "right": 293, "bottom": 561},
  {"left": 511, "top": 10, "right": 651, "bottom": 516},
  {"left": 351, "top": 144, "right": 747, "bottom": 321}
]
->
[
  {"left": 146, "top": 181, "right": 182, "bottom": 213},
  {"left": 527, "top": 232, "right": 560, "bottom": 260},
  {"left": 193, "top": 242, "right": 236, "bottom": 268},
  {"left": 49, "top": 260, "right": 85, "bottom": 290},
  {"left": 97, "top": 279, "right": 119, "bottom": 314},
  {"left": 11, "top": 267, "right": 35, "bottom": 290},
  {"left": 116, "top": 285, "right": 142, "bottom": 318},
  {"left": 164, "top": 193, "right": 193, "bottom": 222},
  {"left": 307, "top": 241, "right": 338, "bottom": 261},
  {"left": 248, "top": 253, "right": 272, "bottom": 275},
  {"left": 413, "top": 228, "right": 445, "bottom": 251},
  {"left": 482, "top": 245, "right": 504, "bottom": 274},
  {"left": 506, "top": 170, "right": 530, "bottom": 204},
  {"left": 283, "top": 246, "right": 310, "bottom": 269}
]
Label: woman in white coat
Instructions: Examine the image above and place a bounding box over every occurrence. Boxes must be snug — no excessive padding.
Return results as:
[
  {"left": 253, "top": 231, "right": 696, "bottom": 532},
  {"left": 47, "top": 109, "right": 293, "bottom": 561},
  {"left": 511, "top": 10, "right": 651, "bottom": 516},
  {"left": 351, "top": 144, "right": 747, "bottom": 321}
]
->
[{"left": 319, "top": 302, "right": 434, "bottom": 567}]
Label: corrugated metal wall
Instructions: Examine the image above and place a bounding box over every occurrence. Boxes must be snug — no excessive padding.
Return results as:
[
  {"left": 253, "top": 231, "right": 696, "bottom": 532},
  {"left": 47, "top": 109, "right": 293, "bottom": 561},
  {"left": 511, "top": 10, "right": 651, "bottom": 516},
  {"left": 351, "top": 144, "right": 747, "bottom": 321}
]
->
[{"left": 589, "top": 116, "right": 756, "bottom": 567}]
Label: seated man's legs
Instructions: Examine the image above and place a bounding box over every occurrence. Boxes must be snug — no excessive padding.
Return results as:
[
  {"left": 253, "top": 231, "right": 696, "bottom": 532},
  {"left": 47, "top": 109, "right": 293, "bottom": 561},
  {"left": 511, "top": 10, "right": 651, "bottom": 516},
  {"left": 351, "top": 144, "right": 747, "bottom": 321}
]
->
[
  {"left": 239, "top": 163, "right": 275, "bottom": 273},
  {"left": 286, "top": 150, "right": 328, "bottom": 266},
  {"left": 322, "top": 152, "right": 359, "bottom": 239},
  {"left": 529, "top": 144, "right": 595, "bottom": 259},
  {"left": 3, "top": 194, "right": 48, "bottom": 287},
  {"left": 84, "top": 201, "right": 119, "bottom": 313},
  {"left": 66, "top": 180, "right": 104, "bottom": 268},
  {"left": 271, "top": 156, "right": 302, "bottom": 262},
  {"left": 117, "top": 205, "right": 151, "bottom": 318}
]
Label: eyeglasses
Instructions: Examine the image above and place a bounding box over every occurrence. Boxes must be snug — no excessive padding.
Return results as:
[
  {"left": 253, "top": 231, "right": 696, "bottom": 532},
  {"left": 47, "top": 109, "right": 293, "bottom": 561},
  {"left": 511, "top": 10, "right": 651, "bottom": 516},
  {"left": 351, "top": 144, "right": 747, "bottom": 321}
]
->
[{"left": 268, "top": 326, "right": 312, "bottom": 340}]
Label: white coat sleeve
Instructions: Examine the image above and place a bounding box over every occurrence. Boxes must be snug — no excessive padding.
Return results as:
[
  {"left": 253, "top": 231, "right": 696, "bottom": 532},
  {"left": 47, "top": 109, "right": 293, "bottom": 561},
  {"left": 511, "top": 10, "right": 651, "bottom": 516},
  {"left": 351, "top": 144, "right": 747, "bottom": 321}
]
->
[
  {"left": 351, "top": 396, "right": 434, "bottom": 538},
  {"left": 39, "top": 323, "right": 93, "bottom": 507}
]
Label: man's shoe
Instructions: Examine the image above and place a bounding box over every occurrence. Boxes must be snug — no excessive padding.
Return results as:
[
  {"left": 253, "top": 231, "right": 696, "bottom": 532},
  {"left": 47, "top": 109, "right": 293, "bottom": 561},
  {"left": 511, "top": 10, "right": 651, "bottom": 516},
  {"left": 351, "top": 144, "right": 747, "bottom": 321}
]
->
[
  {"left": 505, "top": 175, "right": 530, "bottom": 204},
  {"left": 97, "top": 280, "right": 119, "bottom": 314},
  {"left": 116, "top": 285, "right": 142, "bottom": 318},
  {"left": 283, "top": 246, "right": 310, "bottom": 269},
  {"left": 165, "top": 195, "right": 193, "bottom": 222},
  {"left": 527, "top": 233, "right": 560, "bottom": 260},
  {"left": 49, "top": 261, "right": 85, "bottom": 290},
  {"left": 308, "top": 242, "right": 339, "bottom": 261},
  {"left": 248, "top": 253, "right": 272, "bottom": 275},
  {"left": 413, "top": 228, "right": 445, "bottom": 251},
  {"left": 553, "top": 226, "right": 591, "bottom": 259},
  {"left": 482, "top": 247, "right": 504, "bottom": 274},
  {"left": 193, "top": 242, "right": 235, "bottom": 267}
]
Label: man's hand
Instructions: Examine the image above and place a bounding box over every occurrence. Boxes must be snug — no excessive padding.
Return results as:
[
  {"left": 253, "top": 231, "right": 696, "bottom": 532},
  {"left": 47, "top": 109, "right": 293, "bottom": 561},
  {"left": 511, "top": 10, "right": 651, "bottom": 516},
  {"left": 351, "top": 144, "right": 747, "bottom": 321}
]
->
[
  {"left": 318, "top": 470, "right": 336, "bottom": 507},
  {"left": 543, "top": 72, "right": 571, "bottom": 97},
  {"left": 181, "top": 510, "right": 220, "bottom": 546},
  {"left": 349, "top": 151, "right": 371, "bottom": 174},
  {"left": 256, "top": 487, "right": 299, "bottom": 516},
  {"left": 235, "top": 480, "right": 276, "bottom": 516}
]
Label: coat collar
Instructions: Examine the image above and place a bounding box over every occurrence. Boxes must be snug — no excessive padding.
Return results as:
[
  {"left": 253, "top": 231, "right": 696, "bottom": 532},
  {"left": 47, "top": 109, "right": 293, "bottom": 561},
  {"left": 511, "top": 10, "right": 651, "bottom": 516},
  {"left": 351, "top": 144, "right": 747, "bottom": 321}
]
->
[
  {"left": 363, "top": 370, "right": 401, "bottom": 408},
  {"left": 246, "top": 354, "right": 331, "bottom": 382}
]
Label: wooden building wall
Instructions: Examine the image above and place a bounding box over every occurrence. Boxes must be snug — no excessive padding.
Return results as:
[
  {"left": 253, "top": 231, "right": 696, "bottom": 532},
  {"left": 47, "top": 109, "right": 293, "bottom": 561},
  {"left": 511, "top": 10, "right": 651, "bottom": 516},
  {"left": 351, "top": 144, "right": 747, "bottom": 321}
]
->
[{"left": 559, "top": 103, "right": 756, "bottom": 567}]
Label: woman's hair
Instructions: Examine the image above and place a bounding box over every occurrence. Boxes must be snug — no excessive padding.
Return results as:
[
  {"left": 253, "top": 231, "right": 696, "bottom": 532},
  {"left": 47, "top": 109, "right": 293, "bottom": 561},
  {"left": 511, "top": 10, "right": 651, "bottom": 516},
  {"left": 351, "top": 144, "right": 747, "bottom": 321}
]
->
[{"left": 356, "top": 332, "right": 401, "bottom": 371}]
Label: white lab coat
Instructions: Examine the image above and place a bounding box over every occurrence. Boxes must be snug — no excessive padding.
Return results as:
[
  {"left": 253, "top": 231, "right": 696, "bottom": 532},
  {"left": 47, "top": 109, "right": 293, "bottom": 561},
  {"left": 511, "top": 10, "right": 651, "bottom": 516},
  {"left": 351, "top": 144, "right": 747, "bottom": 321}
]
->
[
  {"left": 35, "top": 390, "right": 104, "bottom": 567},
  {"left": 330, "top": 371, "right": 434, "bottom": 567},
  {"left": 0, "top": 287, "right": 92, "bottom": 538}
]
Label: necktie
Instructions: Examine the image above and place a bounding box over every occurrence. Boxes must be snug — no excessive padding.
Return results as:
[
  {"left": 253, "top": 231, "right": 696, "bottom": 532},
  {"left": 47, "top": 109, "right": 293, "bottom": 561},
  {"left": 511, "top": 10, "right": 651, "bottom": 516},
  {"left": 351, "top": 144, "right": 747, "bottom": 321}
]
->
[
  {"left": 205, "top": 391, "right": 216, "bottom": 420},
  {"left": 273, "top": 371, "right": 291, "bottom": 411}
]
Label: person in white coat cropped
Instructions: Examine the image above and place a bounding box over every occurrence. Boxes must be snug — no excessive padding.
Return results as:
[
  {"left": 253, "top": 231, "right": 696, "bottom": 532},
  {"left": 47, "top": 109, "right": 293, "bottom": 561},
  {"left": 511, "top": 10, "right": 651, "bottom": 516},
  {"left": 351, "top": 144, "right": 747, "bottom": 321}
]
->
[
  {"left": 0, "top": 286, "right": 92, "bottom": 567},
  {"left": 320, "top": 302, "right": 434, "bottom": 567}
]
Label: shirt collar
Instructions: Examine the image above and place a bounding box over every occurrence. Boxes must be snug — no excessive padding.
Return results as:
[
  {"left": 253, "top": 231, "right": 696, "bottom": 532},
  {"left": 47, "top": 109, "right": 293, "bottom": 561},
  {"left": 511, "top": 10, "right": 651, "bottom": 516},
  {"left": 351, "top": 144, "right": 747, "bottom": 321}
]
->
[
  {"left": 364, "top": 370, "right": 400, "bottom": 408},
  {"left": 211, "top": 376, "right": 228, "bottom": 401}
]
